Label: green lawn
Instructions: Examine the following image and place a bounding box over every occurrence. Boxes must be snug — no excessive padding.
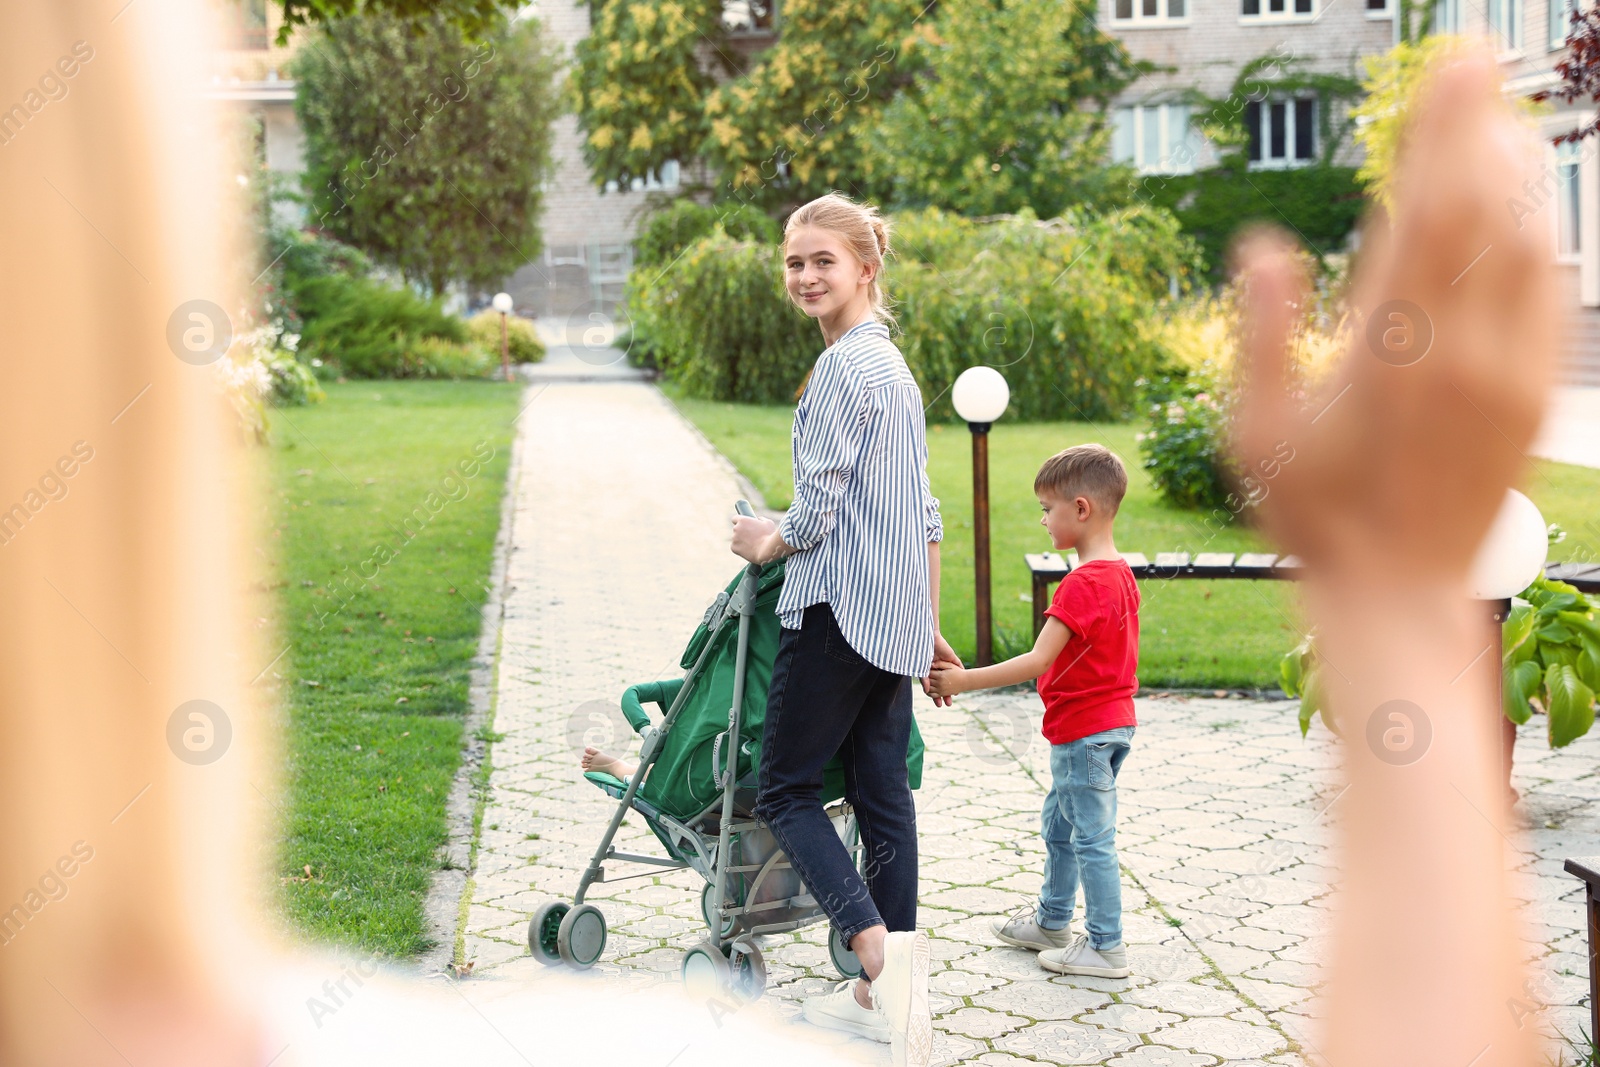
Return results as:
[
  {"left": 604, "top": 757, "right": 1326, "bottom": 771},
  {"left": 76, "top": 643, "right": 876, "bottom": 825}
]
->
[
  {"left": 666, "top": 385, "right": 1600, "bottom": 688},
  {"left": 268, "top": 381, "right": 520, "bottom": 956}
]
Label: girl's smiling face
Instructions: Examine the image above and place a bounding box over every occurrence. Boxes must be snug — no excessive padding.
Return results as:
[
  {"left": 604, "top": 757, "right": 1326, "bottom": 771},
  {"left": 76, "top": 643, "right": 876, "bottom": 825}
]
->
[{"left": 784, "top": 225, "right": 874, "bottom": 324}]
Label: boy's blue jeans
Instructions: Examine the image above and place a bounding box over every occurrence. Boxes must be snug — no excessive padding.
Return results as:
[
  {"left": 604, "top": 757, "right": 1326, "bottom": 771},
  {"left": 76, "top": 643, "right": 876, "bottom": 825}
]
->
[{"left": 1036, "top": 725, "right": 1134, "bottom": 949}]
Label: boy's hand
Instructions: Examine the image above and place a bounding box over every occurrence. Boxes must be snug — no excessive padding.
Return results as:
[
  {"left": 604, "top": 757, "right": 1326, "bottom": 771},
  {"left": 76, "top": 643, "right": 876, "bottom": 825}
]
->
[{"left": 926, "top": 662, "right": 966, "bottom": 699}]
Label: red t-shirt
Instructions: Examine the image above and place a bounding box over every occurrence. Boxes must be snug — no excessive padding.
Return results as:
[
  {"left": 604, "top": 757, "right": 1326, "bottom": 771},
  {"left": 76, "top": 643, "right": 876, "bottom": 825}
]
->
[{"left": 1038, "top": 558, "right": 1141, "bottom": 745}]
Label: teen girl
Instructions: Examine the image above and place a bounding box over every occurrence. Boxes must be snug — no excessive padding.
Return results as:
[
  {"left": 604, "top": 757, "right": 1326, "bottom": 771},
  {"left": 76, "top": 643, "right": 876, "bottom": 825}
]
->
[{"left": 730, "top": 193, "right": 951, "bottom": 1067}]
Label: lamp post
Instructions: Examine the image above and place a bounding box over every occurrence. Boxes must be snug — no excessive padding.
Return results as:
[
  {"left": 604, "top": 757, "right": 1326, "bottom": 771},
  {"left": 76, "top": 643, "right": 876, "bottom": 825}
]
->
[
  {"left": 492, "top": 291, "right": 514, "bottom": 383},
  {"left": 1468, "top": 488, "right": 1549, "bottom": 799},
  {"left": 952, "top": 367, "right": 1010, "bottom": 666}
]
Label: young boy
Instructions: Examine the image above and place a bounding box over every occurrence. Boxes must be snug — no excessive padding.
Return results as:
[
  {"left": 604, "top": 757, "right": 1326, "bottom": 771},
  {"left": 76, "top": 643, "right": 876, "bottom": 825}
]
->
[{"left": 928, "top": 443, "right": 1139, "bottom": 978}]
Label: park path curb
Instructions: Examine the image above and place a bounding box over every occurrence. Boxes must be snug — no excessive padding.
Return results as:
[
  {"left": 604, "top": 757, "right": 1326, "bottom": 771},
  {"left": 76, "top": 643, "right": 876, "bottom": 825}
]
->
[{"left": 415, "top": 387, "right": 528, "bottom": 978}]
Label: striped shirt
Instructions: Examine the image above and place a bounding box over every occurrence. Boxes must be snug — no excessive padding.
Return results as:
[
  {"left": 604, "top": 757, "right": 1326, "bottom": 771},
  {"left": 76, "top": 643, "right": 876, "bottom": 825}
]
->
[{"left": 777, "top": 320, "right": 943, "bottom": 678}]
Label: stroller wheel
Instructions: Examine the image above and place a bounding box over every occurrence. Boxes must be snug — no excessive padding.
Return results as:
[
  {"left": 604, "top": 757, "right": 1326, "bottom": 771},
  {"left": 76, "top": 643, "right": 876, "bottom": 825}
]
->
[
  {"left": 681, "top": 939, "right": 732, "bottom": 1000},
  {"left": 700, "top": 882, "right": 739, "bottom": 939},
  {"left": 828, "top": 925, "right": 862, "bottom": 979},
  {"left": 557, "top": 904, "right": 608, "bottom": 968},
  {"left": 528, "top": 901, "right": 569, "bottom": 965},
  {"left": 728, "top": 941, "right": 767, "bottom": 1000}
]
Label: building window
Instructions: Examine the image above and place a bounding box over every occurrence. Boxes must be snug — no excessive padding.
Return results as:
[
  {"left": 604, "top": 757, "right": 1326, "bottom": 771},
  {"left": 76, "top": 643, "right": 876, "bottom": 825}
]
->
[
  {"left": 1113, "top": 0, "right": 1188, "bottom": 24},
  {"left": 1551, "top": 0, "right": 1577, "bottom": 48},
  {"left": 1113, "top": 104, "right": 1200, "bottom": 174},
  {"left": 1432, "top": 0, "right": 1461, "bottom": 33},
  {"left": 1245, "top": 98, "right": 1316, "bottom": 168},
  {"left": 1489, "top": 0, "right": 1522, "bottom": 50},
  {"left": 603, "top": 160, "right": 682, "bottom": 194},
  {"left": 1365, "top": 0, "right": 1390, "bottom": 14},
  {"left": 1557, "top": 141, "right": 1581, "bottom": 258},
  {"left": 1242, "top": 0, "right": 1313, "bottom": 18}
]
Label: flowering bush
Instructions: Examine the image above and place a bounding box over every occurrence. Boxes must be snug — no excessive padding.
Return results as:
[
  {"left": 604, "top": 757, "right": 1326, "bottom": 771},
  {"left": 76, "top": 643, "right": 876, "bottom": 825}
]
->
[
  {"left": 215, "top": 308, "right": 325, "bottom": 443},
  {"left": 1138, "top": 279, "right": 1344, "bottom": 511}
]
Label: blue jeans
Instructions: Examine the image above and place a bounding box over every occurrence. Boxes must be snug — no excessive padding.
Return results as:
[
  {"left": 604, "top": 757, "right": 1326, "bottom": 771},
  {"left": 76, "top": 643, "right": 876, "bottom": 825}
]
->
[
  {"left": 755, "top": 603, "right": 917, "bottom": 945},
  {"left": 1037, "top": 726, "right": 1134, "bottom": 949}
]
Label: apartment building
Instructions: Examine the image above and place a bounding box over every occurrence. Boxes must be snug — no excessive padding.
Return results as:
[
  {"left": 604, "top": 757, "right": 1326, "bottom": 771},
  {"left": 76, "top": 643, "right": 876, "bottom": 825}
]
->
[{"left": 1099, "top": 0, "right": 1600, "bottom": 383}]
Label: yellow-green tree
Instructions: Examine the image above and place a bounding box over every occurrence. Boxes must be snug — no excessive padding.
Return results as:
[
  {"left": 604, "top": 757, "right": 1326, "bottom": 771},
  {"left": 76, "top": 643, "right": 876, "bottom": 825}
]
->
[
  {"left": 568, "top": 0, "right": 723, "bottom": 190},
  {"left": 868, "top": 0, "right": 1143, "bottom": 217},
  {"left": 700, "top": 0, "right": 930, "bottom": 210}
]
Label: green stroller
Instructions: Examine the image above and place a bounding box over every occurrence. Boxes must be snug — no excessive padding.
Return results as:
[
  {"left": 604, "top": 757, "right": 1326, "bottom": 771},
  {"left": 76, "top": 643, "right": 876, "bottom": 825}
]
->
[{"left": 527, "top": 502, "right": 926, "bottom": 1001}]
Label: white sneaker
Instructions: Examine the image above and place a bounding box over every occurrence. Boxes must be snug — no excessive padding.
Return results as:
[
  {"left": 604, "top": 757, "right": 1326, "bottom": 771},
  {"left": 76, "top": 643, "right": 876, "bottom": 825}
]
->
[
  {"left": 1038, "top": 934, "right": 1130, "bottom": 978},
  {"left": 801, "top": 980, "right": 890, "bottom": 1043},
  {"left": 990, "top": 904, "right": 1070, "bottom": 951},
  {"left": 870, "top": 931, "right": 932, "bottom": 1067}
]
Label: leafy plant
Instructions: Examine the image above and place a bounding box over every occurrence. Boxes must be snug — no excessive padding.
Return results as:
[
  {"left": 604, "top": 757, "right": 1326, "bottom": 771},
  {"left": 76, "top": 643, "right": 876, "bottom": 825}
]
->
[
  {"left": 1282, "top": 573, "right": 1600, "bottom": 748},
  {"left": 1503, "top": 577, "right": 1600, "bottom": 747},
  {"left": 291, "top": 273, "right": 473, "bottom": 379}
]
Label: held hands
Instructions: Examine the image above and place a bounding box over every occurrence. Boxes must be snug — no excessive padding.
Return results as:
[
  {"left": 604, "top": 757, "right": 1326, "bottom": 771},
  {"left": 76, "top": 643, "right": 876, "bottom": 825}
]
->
[
  {"left": 922, "top": 631, "right": 963, "bottom": 705},
  {"left": 731, "top": 514, "right": 780, "bottom": 564},
  {"left": 926, "top": 661, "right": 966, "bottom": 700}
]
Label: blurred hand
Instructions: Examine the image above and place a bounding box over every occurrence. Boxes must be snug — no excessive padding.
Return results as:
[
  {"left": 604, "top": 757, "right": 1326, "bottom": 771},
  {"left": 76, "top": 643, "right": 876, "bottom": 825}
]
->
[
  {"left": 730, "top": 514, "right": 779, "bottom": 564},
  {"left": 1230, "top": 46, "right": 1558, "bottom": 592}
]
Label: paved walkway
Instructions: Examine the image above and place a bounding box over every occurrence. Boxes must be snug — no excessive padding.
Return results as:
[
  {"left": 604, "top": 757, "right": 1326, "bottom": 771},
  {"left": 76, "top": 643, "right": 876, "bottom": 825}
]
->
[
  {"left": 1532, "top": 385, "right": 1600, "bottom": 469},
  {"left": 457, "top": 377, "right": 1600, "bottom": 1066}
]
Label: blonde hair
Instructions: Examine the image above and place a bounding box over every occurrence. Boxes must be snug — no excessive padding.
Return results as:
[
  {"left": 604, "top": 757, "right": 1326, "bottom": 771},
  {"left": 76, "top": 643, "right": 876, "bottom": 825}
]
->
[
  {"left": 1035, "top": 444, "right": 1129, "bottom": 515},
  {"left": 783, "top": 192, "right": 895, "bottom": 326}
]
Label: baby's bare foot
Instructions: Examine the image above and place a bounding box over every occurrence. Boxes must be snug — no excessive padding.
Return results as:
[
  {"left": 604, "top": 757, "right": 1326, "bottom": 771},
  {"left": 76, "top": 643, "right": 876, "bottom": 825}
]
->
[{"left": 581, "top": 746, "right": 636, "bottom": 779}]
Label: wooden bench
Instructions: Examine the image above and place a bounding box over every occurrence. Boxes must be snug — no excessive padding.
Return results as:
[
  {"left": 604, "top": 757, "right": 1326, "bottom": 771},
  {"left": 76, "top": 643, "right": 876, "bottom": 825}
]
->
[
  {"left": 1025, "top": 555, "right": 1600, "bottom": 637},
  {"left": 1564, "top": 857, "right": 1600, "bottom": 1048}
]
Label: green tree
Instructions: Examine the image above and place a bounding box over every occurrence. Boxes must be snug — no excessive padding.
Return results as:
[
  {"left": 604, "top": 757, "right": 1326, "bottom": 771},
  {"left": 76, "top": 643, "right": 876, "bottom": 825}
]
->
[
  {"left": 292, "top": 14, "right": 559, "bottom": 296},
  {"left": 701, "top": 0, "right": 929, "bottom": 210},
  {"left": 870, "top": 0, "right": 1143, "bottom": 217}
]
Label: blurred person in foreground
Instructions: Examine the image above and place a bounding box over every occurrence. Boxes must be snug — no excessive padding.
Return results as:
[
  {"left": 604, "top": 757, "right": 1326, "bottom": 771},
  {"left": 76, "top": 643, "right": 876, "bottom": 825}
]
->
[{"left": 0, "top": 0, "right": 1558, "bottom": 1061}]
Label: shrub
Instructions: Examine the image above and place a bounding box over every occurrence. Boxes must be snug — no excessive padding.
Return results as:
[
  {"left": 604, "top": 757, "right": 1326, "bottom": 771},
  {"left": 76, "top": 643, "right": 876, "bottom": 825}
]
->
[
  {"left": 634, "top": 199, "right": 781, "bottom": 269},
  {"left": 895, "top": 207, "right": 1199, "bottom": 422},
  {"left": 291, "top": 273, "right": 467, "bottom": 378},
  {"left": 465, "top": 310, "right": 545, "bottom": 365},
  {"left": 403, "top": 336, "right": 494, "bottom": 379},
  {"left": 1139, "top": 371, "right": 1233, "bottom": 511},
  {"left": 631, "top": 204, "right": 1204, "bottom": 416},
  {"left": 632, "top": 232, "right": 817, "bottom": 402}
]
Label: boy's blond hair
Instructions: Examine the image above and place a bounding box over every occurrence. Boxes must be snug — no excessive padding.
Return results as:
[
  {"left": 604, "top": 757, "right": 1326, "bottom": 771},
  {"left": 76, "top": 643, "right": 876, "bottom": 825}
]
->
[{"left": 1035, "top": 444, "right": 1128, "bottom": 515}]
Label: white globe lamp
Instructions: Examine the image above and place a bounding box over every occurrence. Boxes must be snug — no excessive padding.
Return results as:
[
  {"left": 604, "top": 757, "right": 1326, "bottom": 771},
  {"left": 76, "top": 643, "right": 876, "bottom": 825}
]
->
[
  {"left": 1468, "top": 488, "right": 1548, "bottom": 600},
  {"left": 491, "top": 291, "right": 514, "bottom": 315},
  {"left": 952, "top": 366, "right": 1010, "bottom": 427}
]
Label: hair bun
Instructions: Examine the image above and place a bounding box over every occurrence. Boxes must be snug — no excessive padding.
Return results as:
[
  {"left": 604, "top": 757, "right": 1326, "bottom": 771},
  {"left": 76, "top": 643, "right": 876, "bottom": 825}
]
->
[{"left": 871, "top": 217, "right": 891, "bottom": 257}]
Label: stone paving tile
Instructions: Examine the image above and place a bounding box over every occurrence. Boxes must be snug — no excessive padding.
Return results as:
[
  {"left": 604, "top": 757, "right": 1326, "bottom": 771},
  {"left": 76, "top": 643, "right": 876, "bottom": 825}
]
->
[{"left": 454, "top": 380, "right": 1600, "bottom": 1065}]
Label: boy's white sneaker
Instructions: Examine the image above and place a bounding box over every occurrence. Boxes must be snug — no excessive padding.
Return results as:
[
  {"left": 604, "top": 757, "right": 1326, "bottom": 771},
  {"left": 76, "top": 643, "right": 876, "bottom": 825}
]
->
[
  {"left": 1038, "top": 934, "right": 1130, "bottom": 978},
  {"left": 800, "top": 980, "right": 890, "bottom": 1043},
  {"left": 990, "top": 904, "right": 1071, "bottom": 951},
  {"left": 870, "top": 930, "right": 932, "bottom": 1067}
]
